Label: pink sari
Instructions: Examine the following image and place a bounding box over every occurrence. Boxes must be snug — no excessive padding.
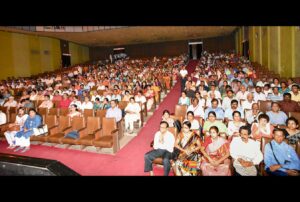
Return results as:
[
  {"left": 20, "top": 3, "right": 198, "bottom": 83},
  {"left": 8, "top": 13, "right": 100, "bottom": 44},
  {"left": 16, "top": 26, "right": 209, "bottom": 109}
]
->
[{"left": 201, "top": 137, "right": 231, "bottom": 176}]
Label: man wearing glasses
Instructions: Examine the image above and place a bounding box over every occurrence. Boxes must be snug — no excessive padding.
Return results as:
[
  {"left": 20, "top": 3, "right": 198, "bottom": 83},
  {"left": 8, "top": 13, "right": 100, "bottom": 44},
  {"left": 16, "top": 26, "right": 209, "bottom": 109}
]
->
[{"left": 144, "top": 121, "right": 175, "bottom": 176}]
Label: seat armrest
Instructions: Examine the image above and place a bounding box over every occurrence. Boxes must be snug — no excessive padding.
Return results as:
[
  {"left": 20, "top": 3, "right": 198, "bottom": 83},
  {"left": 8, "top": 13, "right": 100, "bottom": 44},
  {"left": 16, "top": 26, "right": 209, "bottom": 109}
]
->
[{"left": 111, "top": 129, "right": 119, "bottom": 134}]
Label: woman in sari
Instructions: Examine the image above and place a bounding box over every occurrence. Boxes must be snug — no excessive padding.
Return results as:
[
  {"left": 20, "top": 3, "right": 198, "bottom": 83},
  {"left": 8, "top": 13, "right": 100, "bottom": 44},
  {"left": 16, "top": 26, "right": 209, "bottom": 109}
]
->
[
  {"left": 200, "top": 126, "right": 231, "bottom": 176},
  {"left": 151, "top": 82, "right": 161, "bottom": 104},
  {"left": 163, "top": 73, "right": 171, "bottom": 90},
  {"left": 173, "top": 121, "right": 202, "bottom": 176},
  {"left": 144, "top": 85, "right": 155, "bottom": 111}
]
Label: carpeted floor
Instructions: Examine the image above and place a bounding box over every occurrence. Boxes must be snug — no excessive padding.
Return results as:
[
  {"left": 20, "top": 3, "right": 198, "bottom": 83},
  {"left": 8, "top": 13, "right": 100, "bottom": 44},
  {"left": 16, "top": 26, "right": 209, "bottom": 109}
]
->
[{"left": 0, "top": 60, "right": 198, "bottom": 176}]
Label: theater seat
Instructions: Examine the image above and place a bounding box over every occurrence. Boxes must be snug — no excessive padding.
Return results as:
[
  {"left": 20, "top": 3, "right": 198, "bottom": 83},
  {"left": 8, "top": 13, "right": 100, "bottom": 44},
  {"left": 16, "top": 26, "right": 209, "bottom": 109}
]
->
[
  {"left": 92, "top": 117, "right": 119, "bottom": 153},
  {"left": 60, "top": 116, "right": 86, "bottom": 145},
  {"left": 259, "top": 137, "right": 273, "bottom": 176},
  {"left": 30, "top": 115, "right": 58, "bottom": 142},
  {"left": 47, "top": 116, "right": 71, "bottom": 144},
  {"left": 77, "top": 117, "right": 102, "bottom": 147}
]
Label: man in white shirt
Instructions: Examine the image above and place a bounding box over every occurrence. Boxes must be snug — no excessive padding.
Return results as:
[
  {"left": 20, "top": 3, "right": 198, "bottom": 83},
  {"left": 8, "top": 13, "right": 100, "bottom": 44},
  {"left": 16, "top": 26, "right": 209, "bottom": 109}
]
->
[
  {"left": 222, "top": 90, "right": 236, "bottom": 111},
  {"left": 144, "top": 121, "right": 175, "bottom": 176},
  {"left": 38, "top": 95, "right": 53, "bottom": 110},
  {"left": 105, "top": 100, "right": 122, "bottom": 123},
  {"left": 0, "top": 109, "right": 7, "bottom": 125},
  {"left": 241, "top": 93, "right": 256, "bottom": 111},
  {"left": 124, "top": 97, "right": 141, "bottom": 134},
  {"left": 230, "top": 126, "right": 263, "bottom": 176},
  {"left": 253, "top": 86, "right": 266, "bottom": 102},
  {"left": 69, "top": 96, "right": 82, "bottom": 110},
  {"left": 207, "top": 84, "right": 221, "bottom": 100},
  {"left": 235, "top": 85, "right": 249, "bottom": 101},
  {"left": 180, "top": 66, "right": 188, "bottom": 92},
  {"left": 187, "top": 97, "right": 205, "bottom": 118},
  {"left": 4, "top": 96, "right": 17, "bottom": 109}
]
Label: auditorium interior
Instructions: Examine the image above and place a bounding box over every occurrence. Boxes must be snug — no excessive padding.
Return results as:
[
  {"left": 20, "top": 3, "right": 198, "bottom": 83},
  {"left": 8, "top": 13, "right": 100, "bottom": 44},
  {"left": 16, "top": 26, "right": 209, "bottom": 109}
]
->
[{"left": 0, "top": 26, "right": 299, "bottom": 176}]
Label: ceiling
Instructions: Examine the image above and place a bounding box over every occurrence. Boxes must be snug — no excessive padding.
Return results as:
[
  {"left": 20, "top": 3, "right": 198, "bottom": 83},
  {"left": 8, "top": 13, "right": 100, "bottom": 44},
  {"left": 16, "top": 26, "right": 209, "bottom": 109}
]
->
[{"left": 0, "top": 26, "right": 236, "bottom": 47}]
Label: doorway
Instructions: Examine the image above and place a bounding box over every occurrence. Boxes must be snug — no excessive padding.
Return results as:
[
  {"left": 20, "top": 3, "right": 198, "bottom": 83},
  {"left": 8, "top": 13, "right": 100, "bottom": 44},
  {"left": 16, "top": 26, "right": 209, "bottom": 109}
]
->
[
  {"left": 62, "top": 54, "right": 71, "bottom": 68},
  {"left": 242, "top": 40, "right": 249, "bottom": 59},
  {"left": 188, "top": 42, "right": 203, "bottom": 59}
]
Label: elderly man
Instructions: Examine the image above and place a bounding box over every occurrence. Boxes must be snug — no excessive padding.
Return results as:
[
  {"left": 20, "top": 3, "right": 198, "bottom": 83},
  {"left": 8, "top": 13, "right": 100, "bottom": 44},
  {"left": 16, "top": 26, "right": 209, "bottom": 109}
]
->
[
  {"left": 230, "top": 126, "right": 263, "bottom": 176},
  {"left": 235, "top": 85, "right": 249, "bottom": 101},
  {"left": 241, "top": 93, "right": 256, "bottom": 111},
  {"left": 264, "top": 128, "right": 300, "bottom": 176}
]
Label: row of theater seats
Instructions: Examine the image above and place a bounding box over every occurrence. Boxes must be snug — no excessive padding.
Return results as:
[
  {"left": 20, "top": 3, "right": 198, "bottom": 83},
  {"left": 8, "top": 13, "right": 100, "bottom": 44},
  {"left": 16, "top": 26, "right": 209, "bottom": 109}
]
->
[{"left": 0, "top": 87, "right": 171, "bottom": 154}]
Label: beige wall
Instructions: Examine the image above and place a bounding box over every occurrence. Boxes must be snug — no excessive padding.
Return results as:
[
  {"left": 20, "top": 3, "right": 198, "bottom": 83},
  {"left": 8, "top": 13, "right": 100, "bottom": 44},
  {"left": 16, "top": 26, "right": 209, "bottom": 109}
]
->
[{"left": 236, "top": 26, "right": 300, "bottom": 78}]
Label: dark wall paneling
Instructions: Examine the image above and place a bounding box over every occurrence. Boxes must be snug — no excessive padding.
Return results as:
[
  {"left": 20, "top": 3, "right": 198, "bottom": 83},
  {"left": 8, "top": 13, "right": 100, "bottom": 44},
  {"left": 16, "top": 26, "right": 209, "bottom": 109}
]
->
[{"left": 89, "top": 33, "right": 235, "bottom": 61}]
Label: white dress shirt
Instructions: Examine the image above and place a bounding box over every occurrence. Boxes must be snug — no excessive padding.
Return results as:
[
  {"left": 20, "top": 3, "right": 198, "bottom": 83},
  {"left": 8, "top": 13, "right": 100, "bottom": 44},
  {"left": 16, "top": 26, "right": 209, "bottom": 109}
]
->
[
  {"left": 187, "top": 104, "right": 205, "bottom": 118},
  {"left": 230, "top": 137, "right": 263, "bottom": 165},
  {"left": 153, "top": 130, "right": 175, "bottom": 153}
]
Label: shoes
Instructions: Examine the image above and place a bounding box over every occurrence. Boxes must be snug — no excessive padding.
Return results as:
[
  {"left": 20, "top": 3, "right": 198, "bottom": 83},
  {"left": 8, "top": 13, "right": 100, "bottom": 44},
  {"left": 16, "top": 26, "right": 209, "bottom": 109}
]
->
[
  {"left": 20, "top": 147, "right": 30, "bottom": 153},
  {"left": 14, "top": 147, "right": 24, "bottom": 152},
  {"left": 7, "top": 145, "right": 16, "bottom": 149}
]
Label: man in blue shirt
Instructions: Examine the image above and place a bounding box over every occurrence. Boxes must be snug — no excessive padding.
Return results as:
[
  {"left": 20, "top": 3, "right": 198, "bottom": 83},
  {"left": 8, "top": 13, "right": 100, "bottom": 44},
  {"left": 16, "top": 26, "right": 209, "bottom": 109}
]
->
[
  {"left": 204, "top": 98, "right": 224, "bottom": 120},
  {"left": 264, "top": 128, "right": 300, "bottom": 176},
  {"left": 14, "top": 108, "right": 42, "bottom": 153},
  {"left": 224, "top": 99, "right": 244, "bottom": 124},
  {"left": 267, "top": 87, "right": 283, "bottom": 101}
]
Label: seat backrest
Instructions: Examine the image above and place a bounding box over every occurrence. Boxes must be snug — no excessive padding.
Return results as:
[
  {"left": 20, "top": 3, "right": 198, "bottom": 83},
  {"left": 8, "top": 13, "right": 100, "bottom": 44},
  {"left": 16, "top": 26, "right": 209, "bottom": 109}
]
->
[
  {"left": 38, "top": 108, "right": 48, "bottom": 116},
  {"left": 9, "top": 107, "right": 17, "bottom": 113},
  {"left": 60, "top": 108, "right": 69, "bottom": 116},
  {"left": 118, "top": 101, "right": 128, "bottom": 110},
  {"left": 83, "top": 109, "right": 94, "bottom": 118},
  {"left": 102, "top": 117, "right": 117, "bottom": 136},
  {"left": 175, "top": 105, "right": 187, "bottom": 117},
  {"left": 45, "top": 115, "right": 58, "bottom": 128},
  {"left": 167, "top": 127, "right": 177, "bottom": 138},
  {"left": 296, "top": 140, "right": 300, "bottom": 157},
  {"left": 48, "top": 108, "right": 59, "bottom": 116},
  {"left": 53, "top": 101, "right": 60, "bottom": 108},
  {"left": 96, "top": 109, "right": 107, "bottom": 119},
  {"left": 289, "top": 112, "right": 300, "bottom": 125},
  {"left": 259, "top": 100, "right": 272, "bottom": 113},
  {"left": 71, "top": 116, "right": 85, "bottom": 130},
  {"left": 58, "top": 116, "right": 71, "bottom": 132},
  {"left": 261, "top": 137, "right": 273, "bottom": 154},
  {"left": 87, "top": 116, "right": 101, "bottom": 134},
  {"left": 10, "top": 113, "right": 16, "bottom": 123}
]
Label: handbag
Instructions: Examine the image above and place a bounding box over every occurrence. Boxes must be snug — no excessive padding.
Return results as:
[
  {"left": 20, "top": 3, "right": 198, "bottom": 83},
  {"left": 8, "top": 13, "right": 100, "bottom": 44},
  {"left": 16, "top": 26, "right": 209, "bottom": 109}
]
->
[{"left": 33, "top": 125, "right": 48, "bottom": 136}]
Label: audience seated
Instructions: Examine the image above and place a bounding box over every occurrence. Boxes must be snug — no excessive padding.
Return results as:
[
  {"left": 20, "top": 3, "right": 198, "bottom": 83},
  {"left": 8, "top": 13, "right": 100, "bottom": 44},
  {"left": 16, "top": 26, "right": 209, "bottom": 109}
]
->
[
  {"left": 264, "top": 128, "right": 300, "bottom": 176},
  {"left": 200, "top": 126, "right": 231, "bottom": 176},
  {"left": 173, "top": 121, "right": 202, "bottom": 176},
  {"left": 230, "top": 126, "right": 263, "bottom": 176}
]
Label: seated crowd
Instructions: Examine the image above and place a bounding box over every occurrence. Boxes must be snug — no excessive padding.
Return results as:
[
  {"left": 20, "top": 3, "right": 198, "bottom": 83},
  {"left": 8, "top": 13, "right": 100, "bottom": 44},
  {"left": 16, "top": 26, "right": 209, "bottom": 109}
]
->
[
  {"left": 0, "top": 54, "right": 188, "bottom": 152},
  {"left": 144, "top": 51, "right": 300, "bottom": 176}
]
